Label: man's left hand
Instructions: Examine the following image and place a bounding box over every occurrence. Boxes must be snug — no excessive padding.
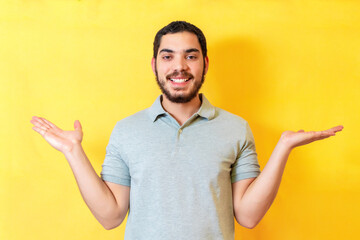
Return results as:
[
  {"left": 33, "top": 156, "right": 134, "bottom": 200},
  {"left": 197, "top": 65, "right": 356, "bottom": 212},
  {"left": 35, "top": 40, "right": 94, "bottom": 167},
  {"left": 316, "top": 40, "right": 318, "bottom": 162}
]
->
[{"left": 280, "top": 125, "right": 344, "bottom": 150}]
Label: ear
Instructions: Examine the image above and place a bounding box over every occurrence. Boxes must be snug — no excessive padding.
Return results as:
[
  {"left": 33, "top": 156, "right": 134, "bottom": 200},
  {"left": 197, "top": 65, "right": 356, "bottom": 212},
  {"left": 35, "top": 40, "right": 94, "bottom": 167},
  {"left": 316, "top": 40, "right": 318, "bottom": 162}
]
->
[
  {"left": 151, "top": 58, "right": 156, "bottom": 75},
  {"left": 204, "top": 56, "right": 209, "bottom": 75}
]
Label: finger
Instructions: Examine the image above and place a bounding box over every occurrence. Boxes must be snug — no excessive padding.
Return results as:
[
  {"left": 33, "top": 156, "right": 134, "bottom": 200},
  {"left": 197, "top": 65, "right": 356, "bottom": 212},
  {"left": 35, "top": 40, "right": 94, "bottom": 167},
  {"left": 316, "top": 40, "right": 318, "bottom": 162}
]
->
[
  {"left": 32, "top": 126, "right": 48, "bottom": 137},
  {"left": 314, "top": 130, "right": 336, "bottom": 140},
  {"left": 74, "top": 120, "right": 82, "bottom": 131},
  {"left": 31, "top": 116, "right": 49, "bottom": 128},
  {"left": 31, "top": 118, "right": 49, "bottom": 131},
  {"left": 322, "top": 126, "right": 343, "bottom": 136},
  {"left": 42, "top": 118, "right": 59, "bottom": 129},
  {"left": 311, "top": 125, "right": 343, "bottom": 138},
  {"left": 319, "top": 125, "right": 343, "bottom": 135},
  {"left": 329, "top": 125, "right": 344, "bottom": 133},
  {"left": 37, "top": 117, "right": 52, "bottom": 129},
  {"left": 318, "top": 131, "right": 333, "bottom": 139}
]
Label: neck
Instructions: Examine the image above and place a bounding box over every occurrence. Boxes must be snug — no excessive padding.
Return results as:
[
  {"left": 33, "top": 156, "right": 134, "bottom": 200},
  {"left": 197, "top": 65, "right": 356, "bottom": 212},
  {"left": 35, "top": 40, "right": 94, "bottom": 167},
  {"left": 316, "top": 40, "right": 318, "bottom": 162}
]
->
[{"left": 161, "top": 94, "right": 202, "bottom": 126}]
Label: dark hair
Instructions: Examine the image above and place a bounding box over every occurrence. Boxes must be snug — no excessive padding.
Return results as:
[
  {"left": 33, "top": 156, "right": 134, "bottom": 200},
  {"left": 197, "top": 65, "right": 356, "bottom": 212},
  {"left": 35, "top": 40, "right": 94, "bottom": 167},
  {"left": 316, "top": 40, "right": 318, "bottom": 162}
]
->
[{"left": 153, "top": 21, "right": 207, "bottom": 59}]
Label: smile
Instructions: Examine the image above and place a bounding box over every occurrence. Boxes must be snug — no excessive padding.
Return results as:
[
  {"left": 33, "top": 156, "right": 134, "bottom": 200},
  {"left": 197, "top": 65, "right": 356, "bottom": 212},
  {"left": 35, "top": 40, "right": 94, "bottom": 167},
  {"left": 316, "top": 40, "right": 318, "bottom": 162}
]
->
[{"left": 169, "top": 78, "right": 191, "bottom": 83}]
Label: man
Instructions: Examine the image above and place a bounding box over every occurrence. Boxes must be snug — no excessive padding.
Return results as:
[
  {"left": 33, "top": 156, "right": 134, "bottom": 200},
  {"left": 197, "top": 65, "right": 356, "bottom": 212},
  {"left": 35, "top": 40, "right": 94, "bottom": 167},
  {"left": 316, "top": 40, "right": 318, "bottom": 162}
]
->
[{"left": 31, "top": 21, "right": 343, "bottom": 239}]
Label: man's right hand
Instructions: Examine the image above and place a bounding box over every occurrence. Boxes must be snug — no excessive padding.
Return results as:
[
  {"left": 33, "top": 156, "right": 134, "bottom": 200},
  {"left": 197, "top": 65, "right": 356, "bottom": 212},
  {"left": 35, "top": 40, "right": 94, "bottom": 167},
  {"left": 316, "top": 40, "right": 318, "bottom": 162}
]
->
[
  {"left": 30, "top": 116, "right": 83, "bottom": 153},
  {"left": 30, "top": 116, "right": 129, "bottom": 230}
]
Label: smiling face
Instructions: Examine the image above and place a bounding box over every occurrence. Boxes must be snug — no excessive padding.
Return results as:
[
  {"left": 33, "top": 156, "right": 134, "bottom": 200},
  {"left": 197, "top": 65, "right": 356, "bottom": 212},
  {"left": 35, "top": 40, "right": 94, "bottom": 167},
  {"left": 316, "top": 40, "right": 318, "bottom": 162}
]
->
[{"left": 152, "top": 31, "right": 209, "bottom": 103}]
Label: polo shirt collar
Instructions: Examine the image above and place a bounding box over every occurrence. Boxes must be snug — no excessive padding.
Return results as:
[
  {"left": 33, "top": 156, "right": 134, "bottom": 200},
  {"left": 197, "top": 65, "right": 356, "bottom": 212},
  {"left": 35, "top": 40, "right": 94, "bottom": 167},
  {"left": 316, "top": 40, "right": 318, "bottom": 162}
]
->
[
  {"left": 148, "top": 94, "right": 216, "bottom": 122},
  {"left": 148, "top": 95, "right": 167, "bottom": 122},
  {"left": 197, "top": 94, "right": 216, "bottom": 120}
]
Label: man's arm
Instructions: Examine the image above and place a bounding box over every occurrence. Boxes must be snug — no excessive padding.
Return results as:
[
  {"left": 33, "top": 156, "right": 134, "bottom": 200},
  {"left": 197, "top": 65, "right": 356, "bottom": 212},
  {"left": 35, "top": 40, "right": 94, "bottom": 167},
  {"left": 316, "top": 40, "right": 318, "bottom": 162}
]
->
[
  {"left": 31, "top": 116, "right": 130, "bottom": 230},
  {"left": 232, "top": 126, "right": 343, "bottom": 229}
]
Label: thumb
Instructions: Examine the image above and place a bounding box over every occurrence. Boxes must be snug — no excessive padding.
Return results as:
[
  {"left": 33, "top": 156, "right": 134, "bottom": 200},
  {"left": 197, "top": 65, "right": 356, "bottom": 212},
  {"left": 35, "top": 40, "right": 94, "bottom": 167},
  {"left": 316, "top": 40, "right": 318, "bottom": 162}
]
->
[{"left": 74, "top": 120, "right": 82, "bottom": 131}]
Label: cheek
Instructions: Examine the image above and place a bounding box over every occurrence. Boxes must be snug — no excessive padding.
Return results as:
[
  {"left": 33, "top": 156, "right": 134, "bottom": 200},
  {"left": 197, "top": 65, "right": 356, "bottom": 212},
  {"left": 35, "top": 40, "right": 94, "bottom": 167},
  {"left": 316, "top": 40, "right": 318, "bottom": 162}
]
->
[
  {"left": 156, "top": 63, "right": 170, "bottom": 76},
  {"left": 190, "top": 61, "right": 204, "bottom": 72},
  {"left": 193, "top": 66, "right": 204, "bottom": 76}
]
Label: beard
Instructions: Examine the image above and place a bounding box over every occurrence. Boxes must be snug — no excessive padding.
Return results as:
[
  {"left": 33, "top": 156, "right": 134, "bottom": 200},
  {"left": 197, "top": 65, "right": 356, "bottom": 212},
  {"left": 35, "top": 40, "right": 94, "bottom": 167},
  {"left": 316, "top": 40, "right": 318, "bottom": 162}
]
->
[{"left": 155, "top": 62, "right": 205, "bottom": 103}]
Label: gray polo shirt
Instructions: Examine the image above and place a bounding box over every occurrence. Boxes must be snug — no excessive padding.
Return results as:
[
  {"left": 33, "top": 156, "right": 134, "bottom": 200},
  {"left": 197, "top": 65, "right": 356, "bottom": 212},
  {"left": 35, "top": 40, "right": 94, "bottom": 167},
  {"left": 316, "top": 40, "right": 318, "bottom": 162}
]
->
[{"left": 101, "top": 94, "right": 260, "bottom": 240}]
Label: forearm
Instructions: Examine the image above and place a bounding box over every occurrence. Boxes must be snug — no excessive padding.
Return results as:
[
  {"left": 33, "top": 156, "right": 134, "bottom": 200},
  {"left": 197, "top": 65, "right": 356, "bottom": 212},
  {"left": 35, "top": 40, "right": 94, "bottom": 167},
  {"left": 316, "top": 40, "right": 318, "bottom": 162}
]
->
[
  {"left": 63, "top": 144, "right": 127, "bottom": 228},
  {"left": 234, "top": 141, "right": 291, "bottom": 227}
]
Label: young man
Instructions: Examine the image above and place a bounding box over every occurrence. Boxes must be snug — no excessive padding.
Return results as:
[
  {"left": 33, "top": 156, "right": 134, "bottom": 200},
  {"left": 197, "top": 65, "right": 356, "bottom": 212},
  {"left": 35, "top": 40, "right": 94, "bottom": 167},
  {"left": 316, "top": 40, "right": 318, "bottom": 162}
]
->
[{"left": 31, "top": 21, "right": 343, "bottom": 239}]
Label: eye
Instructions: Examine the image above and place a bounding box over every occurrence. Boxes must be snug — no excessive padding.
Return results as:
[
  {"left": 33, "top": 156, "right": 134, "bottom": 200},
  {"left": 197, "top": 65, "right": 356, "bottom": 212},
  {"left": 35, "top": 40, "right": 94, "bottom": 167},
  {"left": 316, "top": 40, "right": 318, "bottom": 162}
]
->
[
  {"left": 162, "top": 55, "right": 172, "bottom": 60},
  {"left": 187, "top": 55, "right": 197, "bottom": 60}
]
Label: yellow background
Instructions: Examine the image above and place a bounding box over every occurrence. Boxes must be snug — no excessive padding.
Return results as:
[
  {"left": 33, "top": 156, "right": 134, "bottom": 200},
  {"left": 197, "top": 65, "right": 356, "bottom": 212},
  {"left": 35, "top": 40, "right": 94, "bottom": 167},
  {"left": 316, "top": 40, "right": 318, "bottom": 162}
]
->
[{"left": 1, "top": 0, "right": 359, "bottom": 239}]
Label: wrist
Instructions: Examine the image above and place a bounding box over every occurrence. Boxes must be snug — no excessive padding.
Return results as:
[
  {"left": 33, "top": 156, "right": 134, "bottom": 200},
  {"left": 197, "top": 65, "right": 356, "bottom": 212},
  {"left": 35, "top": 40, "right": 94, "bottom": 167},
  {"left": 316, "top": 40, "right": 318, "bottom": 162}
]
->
[
  {"left": 279, "top": 131, "right": 298, "bottom": 152},
  {"left": 63, "top": 142, "right": 83, "bottom": 158},
  {"left": 276, "top": 137, "right": 293, "bottom": 155}
]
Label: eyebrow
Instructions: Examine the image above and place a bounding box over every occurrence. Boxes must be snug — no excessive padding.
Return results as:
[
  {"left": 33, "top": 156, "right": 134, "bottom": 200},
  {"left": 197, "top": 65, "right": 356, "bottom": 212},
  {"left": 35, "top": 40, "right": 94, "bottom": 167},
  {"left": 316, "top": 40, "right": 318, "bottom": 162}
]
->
[
  {"left": 159, "top": 48, "right": 174, "bottom": 54},
  {"left": 159, "top": 48, "right": 200, "bottom": 54},
  {"left": 185, "top": 48, "right": 200, "bottom": 53}
]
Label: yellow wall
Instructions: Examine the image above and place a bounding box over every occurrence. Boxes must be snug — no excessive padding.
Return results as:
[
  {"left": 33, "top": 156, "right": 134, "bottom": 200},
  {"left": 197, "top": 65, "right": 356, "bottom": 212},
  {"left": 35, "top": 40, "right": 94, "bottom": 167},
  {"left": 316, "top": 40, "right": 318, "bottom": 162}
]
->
[{"left": 1, "top": 1, "right": 359, "bottom": 239}]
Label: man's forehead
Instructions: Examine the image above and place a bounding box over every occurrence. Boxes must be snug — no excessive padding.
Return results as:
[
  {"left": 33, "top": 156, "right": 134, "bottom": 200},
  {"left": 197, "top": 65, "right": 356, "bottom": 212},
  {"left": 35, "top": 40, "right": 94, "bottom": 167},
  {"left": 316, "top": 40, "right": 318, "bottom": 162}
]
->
[{"left": 158, "top": 32, "right": 201, "bottom": 53}]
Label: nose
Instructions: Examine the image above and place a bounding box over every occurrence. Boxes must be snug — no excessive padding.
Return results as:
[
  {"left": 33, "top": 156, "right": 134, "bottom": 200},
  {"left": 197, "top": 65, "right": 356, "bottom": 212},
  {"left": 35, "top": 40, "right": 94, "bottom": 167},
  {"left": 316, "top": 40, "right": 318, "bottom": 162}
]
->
[{"left": 172, "top": 56, "right": 189, "bottom": 72}]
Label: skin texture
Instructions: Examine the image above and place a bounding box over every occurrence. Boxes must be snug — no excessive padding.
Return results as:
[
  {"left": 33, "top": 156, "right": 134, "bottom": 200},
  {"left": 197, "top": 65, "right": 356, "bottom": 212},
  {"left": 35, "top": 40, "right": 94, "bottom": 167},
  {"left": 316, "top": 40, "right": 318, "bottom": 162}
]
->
[
  {"left": 151, "top": 32, "right": 209, "bottom": 125},
  {"left": 153, "top": 31, "right": 208, "bottom": 104},
  {"left": 31, "top": 31, "right": 343, "bottom": 230}
]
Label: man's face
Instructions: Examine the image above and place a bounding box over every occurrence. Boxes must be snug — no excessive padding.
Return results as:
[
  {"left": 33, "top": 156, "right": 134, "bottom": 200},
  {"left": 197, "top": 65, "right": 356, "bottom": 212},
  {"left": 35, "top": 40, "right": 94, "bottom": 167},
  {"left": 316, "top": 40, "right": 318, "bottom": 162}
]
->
[{"left": 152, "top": 31, "right": 209, "bottom": 103}]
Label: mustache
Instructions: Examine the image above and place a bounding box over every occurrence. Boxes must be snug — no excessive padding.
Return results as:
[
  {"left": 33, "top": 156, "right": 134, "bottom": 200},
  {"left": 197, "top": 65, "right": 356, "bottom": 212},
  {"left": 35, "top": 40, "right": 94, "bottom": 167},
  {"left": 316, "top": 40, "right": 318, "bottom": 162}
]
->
[{"left": 166, "top": 71, "right": 194, "bottom": 79}]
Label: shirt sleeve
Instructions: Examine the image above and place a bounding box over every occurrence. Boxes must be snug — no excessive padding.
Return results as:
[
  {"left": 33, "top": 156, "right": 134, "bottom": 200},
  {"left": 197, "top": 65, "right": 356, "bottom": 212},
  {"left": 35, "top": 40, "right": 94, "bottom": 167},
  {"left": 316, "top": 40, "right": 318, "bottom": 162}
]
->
[
  {"left": 231, "top": 122, "right": 261, "bottom": 183},
  {"left": 100, "top": 123, "right": 131, "bottom": 187}
]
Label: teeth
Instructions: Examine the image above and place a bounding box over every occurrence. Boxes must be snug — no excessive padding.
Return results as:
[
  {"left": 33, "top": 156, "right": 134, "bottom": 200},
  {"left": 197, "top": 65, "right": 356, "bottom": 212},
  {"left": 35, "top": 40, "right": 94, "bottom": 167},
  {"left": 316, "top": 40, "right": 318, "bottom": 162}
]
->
[{"left": 170, "top": 78, "right": 189, "bottom": 83}]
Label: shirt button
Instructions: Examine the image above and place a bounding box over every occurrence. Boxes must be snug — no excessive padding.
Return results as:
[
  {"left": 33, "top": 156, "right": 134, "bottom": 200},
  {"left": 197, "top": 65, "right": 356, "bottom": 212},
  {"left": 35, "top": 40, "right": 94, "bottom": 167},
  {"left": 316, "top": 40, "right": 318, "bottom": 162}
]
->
[{"left": 178, "top": 129, "right": 183, "bottom": 134}]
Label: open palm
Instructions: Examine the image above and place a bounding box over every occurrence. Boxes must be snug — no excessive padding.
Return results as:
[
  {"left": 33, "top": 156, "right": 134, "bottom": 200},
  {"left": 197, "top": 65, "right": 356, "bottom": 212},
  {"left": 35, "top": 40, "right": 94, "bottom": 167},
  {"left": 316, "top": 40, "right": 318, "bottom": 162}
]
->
[
  {"left": 31, "top": 116, "right": 83, "bottom": 153},
  {"left": 280, "top": 125, "right": 343, "bottom": 150}
]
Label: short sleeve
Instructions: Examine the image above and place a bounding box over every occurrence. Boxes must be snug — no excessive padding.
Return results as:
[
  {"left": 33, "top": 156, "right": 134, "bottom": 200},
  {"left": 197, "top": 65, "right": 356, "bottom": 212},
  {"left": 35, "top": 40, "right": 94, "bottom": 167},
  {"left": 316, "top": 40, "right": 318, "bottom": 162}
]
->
[
  {"left": 231, "top": 122, "right": 261, "bottom": 183},
  {"left": 100, "top": 124, "right": 131, "bottom": 186}
]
